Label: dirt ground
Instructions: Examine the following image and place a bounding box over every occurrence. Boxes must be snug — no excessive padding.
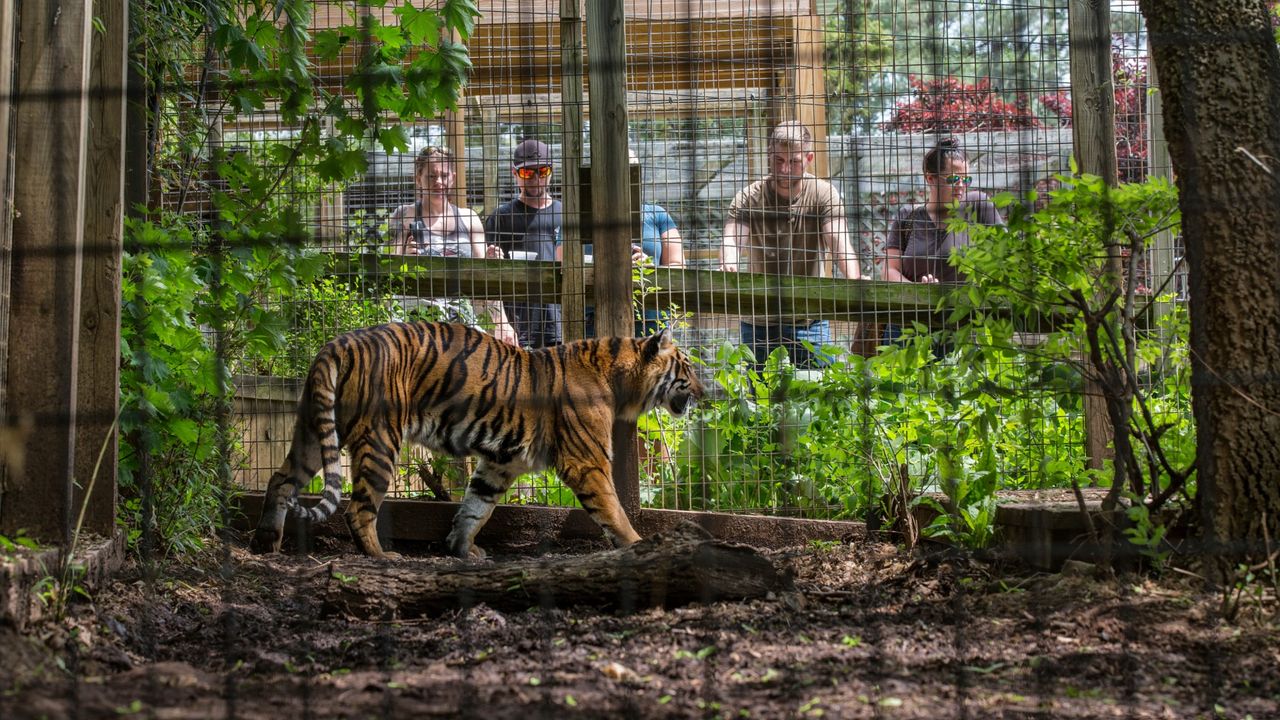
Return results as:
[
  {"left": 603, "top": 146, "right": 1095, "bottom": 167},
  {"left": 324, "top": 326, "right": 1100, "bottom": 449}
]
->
[{"left": 1, "top": 530, "right": 1277, "bottom": 720}]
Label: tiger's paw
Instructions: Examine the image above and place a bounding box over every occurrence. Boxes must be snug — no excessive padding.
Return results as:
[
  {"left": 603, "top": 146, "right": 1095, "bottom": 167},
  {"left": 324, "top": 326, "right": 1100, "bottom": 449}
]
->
[
  {"left": 248, "top": 528, "right": 282, "bottom": 554},
  {"left": 374, "top": 550, "right": 404, "bottom": 561},
  {"left": 446, "top": 542, "right": 487, "bottom": 562}
]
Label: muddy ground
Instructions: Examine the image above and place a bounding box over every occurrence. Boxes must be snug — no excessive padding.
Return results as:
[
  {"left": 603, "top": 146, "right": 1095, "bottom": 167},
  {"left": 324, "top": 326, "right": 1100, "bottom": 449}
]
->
[{"left": 1, "top": 530, "right": 1277, "bottom": 720}]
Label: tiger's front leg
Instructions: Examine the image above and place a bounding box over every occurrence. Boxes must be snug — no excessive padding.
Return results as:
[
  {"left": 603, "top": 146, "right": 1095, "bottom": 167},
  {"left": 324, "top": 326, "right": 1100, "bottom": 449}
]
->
[
  {"left": 446, "top": 461, "right": 520, "bottom": 559},
  {"left": 559, "top": 458, "right": 641, "bottom": 549}
]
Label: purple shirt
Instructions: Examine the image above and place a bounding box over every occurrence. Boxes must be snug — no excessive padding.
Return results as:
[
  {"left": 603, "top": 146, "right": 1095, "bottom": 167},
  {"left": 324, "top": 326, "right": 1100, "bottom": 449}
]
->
[{"left": 886, "top": 191, "right": 1004, "bottom": 283}]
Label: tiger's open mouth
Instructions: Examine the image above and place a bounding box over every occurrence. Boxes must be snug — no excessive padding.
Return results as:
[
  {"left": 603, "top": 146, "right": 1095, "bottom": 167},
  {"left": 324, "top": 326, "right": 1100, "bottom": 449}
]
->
[{"left": 668, "top": 392, "right": 693, "bottom": 416}]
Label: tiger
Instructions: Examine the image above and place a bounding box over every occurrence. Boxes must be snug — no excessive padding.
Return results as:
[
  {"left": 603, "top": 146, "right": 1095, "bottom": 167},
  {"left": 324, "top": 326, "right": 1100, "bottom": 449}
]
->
[{"left": 249, "top": 321, "right": 704, "bottom": 559}]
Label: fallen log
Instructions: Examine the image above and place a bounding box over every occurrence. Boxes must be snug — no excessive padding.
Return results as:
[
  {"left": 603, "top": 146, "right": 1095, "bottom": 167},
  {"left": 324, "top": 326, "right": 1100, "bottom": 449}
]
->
[{"left": 321, "top": 522, "right": 787, "bottom": 618}]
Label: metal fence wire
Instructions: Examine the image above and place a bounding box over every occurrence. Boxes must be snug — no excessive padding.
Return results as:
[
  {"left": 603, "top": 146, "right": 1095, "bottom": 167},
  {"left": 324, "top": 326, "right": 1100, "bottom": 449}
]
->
[
  {"left": 183, "top": 0, "right": 1179, "bottom": 522},
  {"left": 3, "top": 0, "right": 1273, "bottom": 718}
]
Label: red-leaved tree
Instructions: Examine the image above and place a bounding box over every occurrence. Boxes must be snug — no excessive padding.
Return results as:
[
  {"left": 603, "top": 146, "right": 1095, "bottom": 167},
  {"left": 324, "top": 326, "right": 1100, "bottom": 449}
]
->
[{"left": 884, "top": 76, "right": 1040, "bottom": 133}]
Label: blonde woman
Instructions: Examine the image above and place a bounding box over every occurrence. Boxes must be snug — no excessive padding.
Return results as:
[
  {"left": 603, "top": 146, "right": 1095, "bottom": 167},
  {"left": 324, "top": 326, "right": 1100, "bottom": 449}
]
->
[{"left": 388, "top": 146, "right": 518, "bottom": 346}]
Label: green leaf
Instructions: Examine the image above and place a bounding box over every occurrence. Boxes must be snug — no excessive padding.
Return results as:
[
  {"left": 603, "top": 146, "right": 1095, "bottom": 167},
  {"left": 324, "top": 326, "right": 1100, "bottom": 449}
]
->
[
  {"left": 377, "top": 126, "right": 411, "bottom": 155},
  {"left": 168, "top": 418, "right": 200, "bottom": 445},
  {"left": 396, "top": 3, "right": 441, "bottom": 47},
  {"left": 441, "top": 0, "right": 481, "bottom": 39}
]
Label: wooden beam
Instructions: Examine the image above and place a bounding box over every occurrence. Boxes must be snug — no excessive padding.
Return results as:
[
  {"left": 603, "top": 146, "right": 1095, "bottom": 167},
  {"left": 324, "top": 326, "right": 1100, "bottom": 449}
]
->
[
  {"left": 74, "top": 0, "right": 128, "bottom": 535},
  {"left": 2, "top": 0, "right": 95, "bottom": 543},
  {"left": 0, "top": 0, "right": 16, "bottom": 425},
  {"left": 791, "top": 13, "right": 828, "bottom": 178},
  {"left": 1068, "top": 0, "right": 1119, "bottom": 474},
  {"left": 586, "top": 0, "right": 640, "bottom": 519},
  {"left": 300, "top": 17, "right": 794, "bottom": 106},
  {"left": 559, "top": 0, "right": 587, "bottom": 342},
  {"left": 340, "top": 253, "right": 952, "bottom": 321},
  {"left": 321, "top": 523, "right": 784, "bottom": 616},
  {"left": 445, "top": 27, "right": 468, "bottom": 211},
  {"left": 479, "top": 100, "right": 500, "bottom": 214},
  {"left": 234, "top": 492, "right": 863, "bottom": 552}
]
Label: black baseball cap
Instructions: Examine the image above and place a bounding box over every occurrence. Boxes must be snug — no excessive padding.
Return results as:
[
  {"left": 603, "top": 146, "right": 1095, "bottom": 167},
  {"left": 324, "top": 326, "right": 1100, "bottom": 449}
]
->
[{"left": 512, "top": 139, "right": 552, "bottom": 168}]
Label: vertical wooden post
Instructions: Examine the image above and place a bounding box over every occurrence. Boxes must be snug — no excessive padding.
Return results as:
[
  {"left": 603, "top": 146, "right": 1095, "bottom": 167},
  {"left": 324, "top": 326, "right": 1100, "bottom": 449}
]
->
[
  {"left": 316, "top": 117, "right": 344, "bottom": 244},
  {"left": 0, "top": 0, "right": 17, "bottom": 425},
  {"left": 480, "top": 101, "right": 500, "bottom": 215},
  {"left": 1145, "top": 48, "right": 1177, "bottom": 319},
  {"left": 586, "top": 0, "right": 639, "bottom": 517},
  {"left": 1068, "top": 0, "right": 1118, "bottom": 474},
  {"left": 446, "top": 32, "right": 468, "bottom": 212},
  {"left": 747, "top": 101, "right": 768, "bottom": 191},
  {"left": 2, "top": 0, "right": 95, "bottom": 543},
  {"left": 74, "top": 0, "right": 128, "bottom": 536},
  {"left": 559, "top": 0, "right": 586, "bottom": 343},
  {"left": 792, "top": 13, "right": 828, "bottom": 179}
]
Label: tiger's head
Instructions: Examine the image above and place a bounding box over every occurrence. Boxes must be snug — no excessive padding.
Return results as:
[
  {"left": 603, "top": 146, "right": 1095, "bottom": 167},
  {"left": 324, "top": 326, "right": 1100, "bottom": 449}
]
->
[{"left": 637, "top": 329, "right": 704, "bottom": 417}]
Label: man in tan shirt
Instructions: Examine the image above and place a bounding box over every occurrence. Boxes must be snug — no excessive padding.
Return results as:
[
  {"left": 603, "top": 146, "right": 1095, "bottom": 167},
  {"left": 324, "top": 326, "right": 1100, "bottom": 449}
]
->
[{"left": 720, "top": 121, "right": 863, "bottom": 367}]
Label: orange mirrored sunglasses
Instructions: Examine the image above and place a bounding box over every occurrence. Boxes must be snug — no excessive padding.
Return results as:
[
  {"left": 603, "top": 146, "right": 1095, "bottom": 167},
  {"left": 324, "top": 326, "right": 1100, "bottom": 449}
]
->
[{"left": 515, "top": 165, "right": 553, "bottom": 180}]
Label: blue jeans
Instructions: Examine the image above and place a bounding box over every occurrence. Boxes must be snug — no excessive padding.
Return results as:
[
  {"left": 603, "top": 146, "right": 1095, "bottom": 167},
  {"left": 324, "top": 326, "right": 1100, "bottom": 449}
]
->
[{"left": 741, "top": 320, "right": 833, "bottom": 369}]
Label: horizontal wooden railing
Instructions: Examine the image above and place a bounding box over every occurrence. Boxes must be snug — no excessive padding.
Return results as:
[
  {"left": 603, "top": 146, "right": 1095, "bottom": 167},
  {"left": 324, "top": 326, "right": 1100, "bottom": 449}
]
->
[
  {"left": 329, "top": 251, "right": 953, "bottom": 322},
  {"left": 326, "top": 251, "right": 1167, "bottom": 334}
]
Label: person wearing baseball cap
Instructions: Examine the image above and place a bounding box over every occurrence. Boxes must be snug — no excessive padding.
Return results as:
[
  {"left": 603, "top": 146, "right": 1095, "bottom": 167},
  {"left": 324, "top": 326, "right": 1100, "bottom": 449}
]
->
[{"left": 483, "top": 139, "right": 563, "bottom": 347}]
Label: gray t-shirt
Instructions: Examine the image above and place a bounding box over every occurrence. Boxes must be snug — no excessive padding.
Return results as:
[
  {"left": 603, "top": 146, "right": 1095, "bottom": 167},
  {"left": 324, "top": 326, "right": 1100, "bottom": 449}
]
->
[
  {"left": 484, "top": 198, "right": 563, "bottom": 347},
  {"left": 727, "top": 176, "right": 845, "bottom": 278},
  {"left": 886, "top": 191, "right": 1004, "bottom": 283}
]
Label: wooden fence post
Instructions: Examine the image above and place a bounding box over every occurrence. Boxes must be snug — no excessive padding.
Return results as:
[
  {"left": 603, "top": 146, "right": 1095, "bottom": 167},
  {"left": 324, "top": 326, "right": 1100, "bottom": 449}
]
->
[
  {"left": 74, "top": 0, "right": 128, "bottom": 536},
  {"left": 2, "top": 0, "right": 96, "bottom": 543},
  {"left": 559, "top": 0, "right": 586, "bottom": 343},
  {"left": 586, "top": 0, "right": 639, "bottom": 517},
  {"left": 0, "top": 0, "right": 16, "bottom": 428},
  {"left": 1068, "top": 0, "right": 1119, "bottom": 475}
]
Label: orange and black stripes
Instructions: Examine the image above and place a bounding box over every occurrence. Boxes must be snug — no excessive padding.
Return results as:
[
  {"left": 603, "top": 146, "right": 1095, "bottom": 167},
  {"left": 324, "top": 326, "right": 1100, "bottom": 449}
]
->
[{"left": 251, "top": 321, "right": 704, "bottom": 559}]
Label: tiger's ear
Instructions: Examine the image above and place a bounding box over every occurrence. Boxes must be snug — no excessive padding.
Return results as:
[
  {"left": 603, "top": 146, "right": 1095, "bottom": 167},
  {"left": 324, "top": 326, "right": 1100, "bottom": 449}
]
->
[{"left": 641, "top": 328, "right": 672, "bottom": 361}]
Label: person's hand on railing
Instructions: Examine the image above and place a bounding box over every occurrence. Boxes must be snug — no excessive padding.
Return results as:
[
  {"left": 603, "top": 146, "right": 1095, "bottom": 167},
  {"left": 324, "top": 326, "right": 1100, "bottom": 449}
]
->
[{"left": 485, "top": 244, "right": 505, "bottom": 260}]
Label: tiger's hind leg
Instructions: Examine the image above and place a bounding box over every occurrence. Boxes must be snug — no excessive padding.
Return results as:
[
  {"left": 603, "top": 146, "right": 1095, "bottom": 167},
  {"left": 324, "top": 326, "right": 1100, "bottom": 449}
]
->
[
  {"left": 344, "top": 440, "right": 402, "bottom": 559},
  {"left": 249, "top": 431, "right": 322, "bottom": 554},
  {"left": 559, "top": 457, "right": 641, "bottom": 549},
  {"left": 445, "top": 461, "right": 522, "bottom": 560}
]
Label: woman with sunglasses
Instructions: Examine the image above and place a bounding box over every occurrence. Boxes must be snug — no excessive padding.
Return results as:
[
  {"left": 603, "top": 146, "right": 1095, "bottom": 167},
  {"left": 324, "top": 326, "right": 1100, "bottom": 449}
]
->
[
  {"left": 388, "top": 145, "right": 518, "bottom": 346},
  {"left": 881, "top": 137, "right": 1004, "bottom": 284}
]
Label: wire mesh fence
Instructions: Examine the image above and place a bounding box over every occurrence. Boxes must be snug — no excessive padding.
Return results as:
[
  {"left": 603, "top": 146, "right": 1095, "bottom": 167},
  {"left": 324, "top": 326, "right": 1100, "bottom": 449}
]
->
[
  {"left": 152, "top": 0, "right": 1183, "bottom": 525},
  {"left": 6, "top": 0, "right": 1276, "bottom": 717}
]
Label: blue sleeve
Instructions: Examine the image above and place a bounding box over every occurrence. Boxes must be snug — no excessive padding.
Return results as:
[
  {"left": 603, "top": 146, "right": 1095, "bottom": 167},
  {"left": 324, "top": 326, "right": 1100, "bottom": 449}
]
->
[{"left": 650, "top": 205, "right": 676, "bottom": 236}]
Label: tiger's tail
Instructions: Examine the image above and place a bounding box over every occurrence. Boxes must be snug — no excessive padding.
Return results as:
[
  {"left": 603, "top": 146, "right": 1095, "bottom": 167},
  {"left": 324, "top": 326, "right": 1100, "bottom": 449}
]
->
[{"left": 286, "top": 346, "right": 345, "bottom": 524}]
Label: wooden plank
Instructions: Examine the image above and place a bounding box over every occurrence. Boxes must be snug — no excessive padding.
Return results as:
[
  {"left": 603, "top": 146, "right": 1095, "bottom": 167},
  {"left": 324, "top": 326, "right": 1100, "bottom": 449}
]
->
[
  {"left": 586, "top": 2, "right": 634, "bottom": 341},
  {"left": 791, "top": 13, "right": 828, "bottom": 178},
  {"left": 337, "top": 253, "right": 951, "bottom": 320},
  {"left": 313, "top": 1, "right": 809, "bottom": 30},
  {"left": 2, "top": 0, "right": 94, "bottom": 543},
  {"left": 587, "top": 0, "right": 640, "bottom": 518},
  {"left": 559, "top": 0, "right": 587, "bottom": 342},
  {"left": 308, "top": 18, "right": 788, "bottom": 99},
  {"left": 0, "top": 0, "right": 16, "bottom": 423},
  {"left": 234, "top": 493, "right": 861, "bottom": 552},
  {"left": 1144, "top": 48, "right": 1179, "bottom": 325},
  {"left": 73, "top": 0, "right": 127, "bottom": 536},
  {"left": 476, "top": 99, "right": 500, "bottom": 214},
  {"left": 1068, "top": 0, "right": 1117, "bottom": 182},
  {"left": 1068, "top": 0, "right": 1119, "bottom": 473}
]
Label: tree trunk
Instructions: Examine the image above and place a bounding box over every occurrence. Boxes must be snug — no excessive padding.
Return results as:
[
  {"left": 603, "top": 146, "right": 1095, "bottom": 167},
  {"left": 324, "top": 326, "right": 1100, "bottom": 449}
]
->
[
  {"left": 1137, "top": 0, "right": 1280, "bottom": 580},
  {"left": 321, "top": 522, "right": 786, "bottom": 619}
]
